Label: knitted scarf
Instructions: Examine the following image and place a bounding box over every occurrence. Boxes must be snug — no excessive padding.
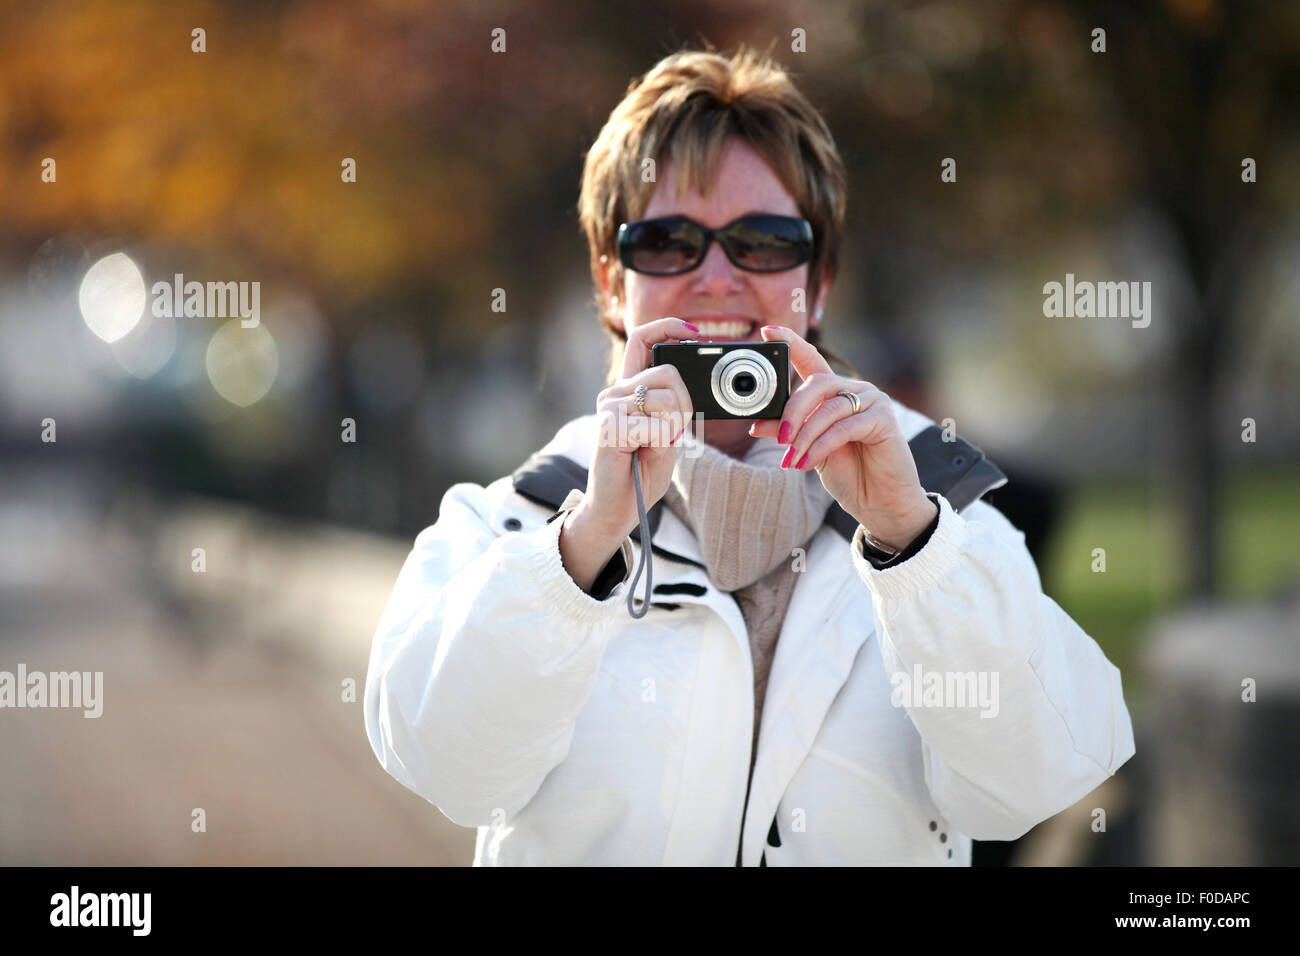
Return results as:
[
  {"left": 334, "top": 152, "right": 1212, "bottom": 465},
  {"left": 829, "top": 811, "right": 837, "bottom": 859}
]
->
[{"left": 661, "top": 435, "right": 833, "bottom": 591}]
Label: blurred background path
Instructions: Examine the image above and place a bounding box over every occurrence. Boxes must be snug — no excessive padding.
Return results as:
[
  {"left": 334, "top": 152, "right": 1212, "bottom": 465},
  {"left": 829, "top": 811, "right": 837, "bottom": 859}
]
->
[{"left": 0, "top": 469, "right": 474, "bottom": 865}]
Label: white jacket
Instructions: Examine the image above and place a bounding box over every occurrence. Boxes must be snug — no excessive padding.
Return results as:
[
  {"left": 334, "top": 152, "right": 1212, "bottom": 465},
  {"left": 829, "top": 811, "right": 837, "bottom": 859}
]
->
[{"left": 364, "top": 399, "right": 1136, "bottom": 865}]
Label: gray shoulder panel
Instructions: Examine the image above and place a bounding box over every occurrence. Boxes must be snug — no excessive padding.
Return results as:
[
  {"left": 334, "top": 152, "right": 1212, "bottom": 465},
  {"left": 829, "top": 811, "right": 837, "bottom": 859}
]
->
[{"left": 907, "top": 424, "right": 1008, "bottom": 513}]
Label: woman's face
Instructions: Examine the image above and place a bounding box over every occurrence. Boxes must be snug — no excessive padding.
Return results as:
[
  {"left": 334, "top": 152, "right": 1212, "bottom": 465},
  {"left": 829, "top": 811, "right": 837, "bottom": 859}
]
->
[{"left": 606, "top": 137, "right": 826, "bottom": 343}]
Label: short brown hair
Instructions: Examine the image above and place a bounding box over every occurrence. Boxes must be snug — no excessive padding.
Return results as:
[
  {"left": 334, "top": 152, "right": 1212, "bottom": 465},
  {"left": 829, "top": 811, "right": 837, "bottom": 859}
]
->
[{"left": 578, "top": 44, "right": 851, "bottom": 382}]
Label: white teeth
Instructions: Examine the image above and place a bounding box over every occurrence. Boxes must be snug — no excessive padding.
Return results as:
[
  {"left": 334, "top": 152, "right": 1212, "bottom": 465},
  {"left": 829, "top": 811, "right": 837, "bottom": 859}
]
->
[{"left": 692, "top": 320, "right": 753, "bottom": 338}]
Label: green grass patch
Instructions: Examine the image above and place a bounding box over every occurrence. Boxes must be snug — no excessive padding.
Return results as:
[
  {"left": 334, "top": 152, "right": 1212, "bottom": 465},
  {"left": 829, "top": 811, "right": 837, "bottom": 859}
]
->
[{"left": 1041, "top": 468, "right": 1300, "bottom": 703}]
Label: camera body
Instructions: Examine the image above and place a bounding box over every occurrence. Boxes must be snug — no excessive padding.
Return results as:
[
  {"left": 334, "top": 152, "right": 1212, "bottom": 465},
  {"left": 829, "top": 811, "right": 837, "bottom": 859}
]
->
[{"left": 651, "top": 340, "right": 790, "bottom": 420}]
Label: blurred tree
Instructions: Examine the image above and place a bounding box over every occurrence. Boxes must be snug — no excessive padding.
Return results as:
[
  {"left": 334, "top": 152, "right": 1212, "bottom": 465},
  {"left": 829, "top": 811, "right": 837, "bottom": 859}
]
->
[
  {"left": 1, "top": 0, "right": 1297, "bottom": 593},
  {"left": 1085, "top": 0, "right": 1300, "bottom": 597}
]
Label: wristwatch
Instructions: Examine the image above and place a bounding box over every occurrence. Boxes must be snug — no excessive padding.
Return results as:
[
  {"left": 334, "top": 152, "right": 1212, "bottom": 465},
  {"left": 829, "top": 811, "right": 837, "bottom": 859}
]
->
[
  {"left": 859, "top": 494, "right": 942, "bottom": 569},
  {"left": 861, "top": 528, "right": 902, "bottom": 561}
]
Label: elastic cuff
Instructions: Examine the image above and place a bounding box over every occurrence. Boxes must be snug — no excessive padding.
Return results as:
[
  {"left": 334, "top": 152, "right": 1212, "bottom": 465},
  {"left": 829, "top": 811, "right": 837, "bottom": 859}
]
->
[
  {"left": 531, "top": 497, "right": 633, "bottom": 623},
  {"left": 851, "top": 493, "right": 970, "bottom": 601},
  {"left": 587, "top": 540, "right": 632, "bottom": 601}
]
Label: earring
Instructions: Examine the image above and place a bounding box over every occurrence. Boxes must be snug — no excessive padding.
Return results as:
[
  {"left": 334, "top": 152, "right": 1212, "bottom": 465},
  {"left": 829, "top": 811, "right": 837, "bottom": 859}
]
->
[{"left": 814, "top": 307, "right": 823, "bottom": 320}]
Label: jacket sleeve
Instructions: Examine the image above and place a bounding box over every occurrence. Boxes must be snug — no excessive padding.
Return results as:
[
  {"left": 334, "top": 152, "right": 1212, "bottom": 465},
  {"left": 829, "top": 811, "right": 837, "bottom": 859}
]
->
[
  {"left": 363, "top": 479, "right": 632, "bottom": 827},
  {"left": 850, "top": 492, "right": 1136, "bottom": 841}
]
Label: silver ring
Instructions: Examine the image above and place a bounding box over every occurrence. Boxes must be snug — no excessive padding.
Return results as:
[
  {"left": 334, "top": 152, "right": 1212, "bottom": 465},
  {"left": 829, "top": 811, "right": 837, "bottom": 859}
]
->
[
  {"left": 632, "top": 384, "right": 648, "bottom": 414},
  {"left": 837, "top": 389, "right": 861, "bottom": 415}
]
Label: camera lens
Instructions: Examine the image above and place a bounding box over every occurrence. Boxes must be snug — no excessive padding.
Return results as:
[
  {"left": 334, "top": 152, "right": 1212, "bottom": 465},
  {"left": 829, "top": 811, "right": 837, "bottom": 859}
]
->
[{"left": 710, "top": 348, "right": 777, "bottom": 416}]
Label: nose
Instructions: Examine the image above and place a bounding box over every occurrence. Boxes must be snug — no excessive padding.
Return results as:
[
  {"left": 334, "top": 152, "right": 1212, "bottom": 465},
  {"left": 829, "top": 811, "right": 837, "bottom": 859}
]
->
[{"left": 689, "top": 237, "right": 745, "bottom": 295}]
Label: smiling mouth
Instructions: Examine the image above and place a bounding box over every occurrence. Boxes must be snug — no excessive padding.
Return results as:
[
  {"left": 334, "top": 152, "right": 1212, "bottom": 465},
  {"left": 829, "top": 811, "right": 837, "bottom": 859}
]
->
[{"left": 685, "top": 318, "right": 759, "bottom": 340}]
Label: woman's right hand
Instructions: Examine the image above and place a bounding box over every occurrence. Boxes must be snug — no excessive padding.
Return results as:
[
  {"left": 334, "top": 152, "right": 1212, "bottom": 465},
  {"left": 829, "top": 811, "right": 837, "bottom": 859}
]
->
[{"left": 559, "top": 318, "right": 697, "bottom": 590}]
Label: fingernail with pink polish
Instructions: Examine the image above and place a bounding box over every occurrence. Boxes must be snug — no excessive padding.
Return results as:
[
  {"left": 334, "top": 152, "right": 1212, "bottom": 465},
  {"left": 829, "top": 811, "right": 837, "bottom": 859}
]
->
[
  {"left": 670, "top": 428, "right": 684, "bottom": 446},
  {"left": 763, "top": 325, "right": 781, "bottom": 331},
  {"left": 780, "top": 446, "right": 796, "bottom": 469},
  {"left": 682, "top": 321, "right": 699, "bottom": 332},
  {"left": 796, "top": 452, "right": 810, "bottom": 470},
  {"left": 777, "top": 421, "right": 791, "bottom": 444}
]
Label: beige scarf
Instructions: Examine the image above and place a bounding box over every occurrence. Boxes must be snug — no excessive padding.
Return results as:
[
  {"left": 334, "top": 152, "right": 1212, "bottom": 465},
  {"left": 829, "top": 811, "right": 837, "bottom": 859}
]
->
[
  {"left": 662, "top": 435, "right": 833, "bottom": 591},
  {"left": 659, "top": 433, "right": 834, "bottom": 794}
]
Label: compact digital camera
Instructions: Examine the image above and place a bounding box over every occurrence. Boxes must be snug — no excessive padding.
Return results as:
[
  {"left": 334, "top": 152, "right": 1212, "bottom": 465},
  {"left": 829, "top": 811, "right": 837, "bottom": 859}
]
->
[{"left": 651, "top": 340, "right": 790, "bottom": 420}]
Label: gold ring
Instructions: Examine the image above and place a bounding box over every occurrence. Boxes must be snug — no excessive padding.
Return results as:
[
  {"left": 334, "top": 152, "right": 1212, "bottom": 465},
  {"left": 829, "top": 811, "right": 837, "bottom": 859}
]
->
[
  {"left": 633, "top": 384, "right": 648, "bottom": 414},
  {"left": 837, "top": 389, "right": 861, "bottom": 415}
]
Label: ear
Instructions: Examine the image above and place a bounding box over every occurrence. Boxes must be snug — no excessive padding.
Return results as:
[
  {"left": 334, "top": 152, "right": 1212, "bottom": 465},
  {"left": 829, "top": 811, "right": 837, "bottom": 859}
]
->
[
  {"left": 810, "top": 265, "right": 833, "bottom": 328},
  {"left": 599, "top": 254, "right": 626, "bottom": 333}
]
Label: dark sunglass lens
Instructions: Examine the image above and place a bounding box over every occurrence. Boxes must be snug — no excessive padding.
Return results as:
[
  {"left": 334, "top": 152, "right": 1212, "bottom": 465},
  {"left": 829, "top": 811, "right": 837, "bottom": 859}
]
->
[
  {"left": 725, "top": 217, "right": 810, "bottom": 271},
  {"left": 627, "top": 219, "right": 703, "bottom": 274}
]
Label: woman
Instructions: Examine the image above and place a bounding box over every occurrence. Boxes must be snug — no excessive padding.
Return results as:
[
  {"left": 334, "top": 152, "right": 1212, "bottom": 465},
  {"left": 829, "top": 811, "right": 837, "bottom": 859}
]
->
[{"left": 364, "top": 47, "right": 1135, "bottom": 866}]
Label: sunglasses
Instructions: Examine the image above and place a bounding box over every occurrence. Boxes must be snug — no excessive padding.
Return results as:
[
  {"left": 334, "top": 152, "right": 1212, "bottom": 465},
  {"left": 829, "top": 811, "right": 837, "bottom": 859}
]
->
[{"left": 617, "top": 213, "right": 814, "bottom": 276}]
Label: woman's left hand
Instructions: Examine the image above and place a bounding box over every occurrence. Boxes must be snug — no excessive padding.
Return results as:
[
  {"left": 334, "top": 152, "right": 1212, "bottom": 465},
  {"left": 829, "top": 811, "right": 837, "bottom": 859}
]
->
[{"left": 748, "top": 325, "right": 938, "bottom": 551}]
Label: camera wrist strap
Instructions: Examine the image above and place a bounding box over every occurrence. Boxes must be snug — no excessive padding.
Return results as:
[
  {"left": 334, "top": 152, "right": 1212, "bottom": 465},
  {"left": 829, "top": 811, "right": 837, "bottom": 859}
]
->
[{"left": 626, "top": 447, "right": 652, "bottom": 619}]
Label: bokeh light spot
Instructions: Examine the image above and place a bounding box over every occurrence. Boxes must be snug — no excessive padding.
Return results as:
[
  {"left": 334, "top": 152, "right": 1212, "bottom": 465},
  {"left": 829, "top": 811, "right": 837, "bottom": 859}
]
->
[
  {"left": 206, "top": 320, "right": 279, "bottom": 407},
  {"left": 78, "top": 252, "right": 147, "bottom": 343}
]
